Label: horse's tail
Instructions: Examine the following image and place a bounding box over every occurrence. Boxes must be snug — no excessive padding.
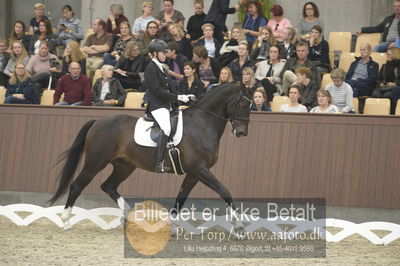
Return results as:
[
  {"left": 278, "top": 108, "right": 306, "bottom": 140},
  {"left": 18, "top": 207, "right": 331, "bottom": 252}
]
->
[{"left": 49, "top": 120, "right": 97, "bottom": 205}]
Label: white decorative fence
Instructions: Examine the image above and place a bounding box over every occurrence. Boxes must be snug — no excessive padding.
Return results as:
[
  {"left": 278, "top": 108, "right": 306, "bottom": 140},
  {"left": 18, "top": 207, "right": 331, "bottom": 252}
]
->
[{"left": 1, "top": 204, "right": 399, "bottom": 245}]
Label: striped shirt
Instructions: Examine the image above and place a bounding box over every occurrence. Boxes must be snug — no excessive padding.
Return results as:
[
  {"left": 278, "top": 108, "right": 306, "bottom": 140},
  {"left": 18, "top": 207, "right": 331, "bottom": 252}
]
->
[{"left": 325, "top": 82, "right": 354, "bottom": 113}]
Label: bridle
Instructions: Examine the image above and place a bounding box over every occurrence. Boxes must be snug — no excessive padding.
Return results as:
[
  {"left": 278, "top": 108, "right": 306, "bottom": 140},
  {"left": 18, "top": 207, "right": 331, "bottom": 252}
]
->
[{"left": 189, "top": 91, "right": 252, "bottom": 123}]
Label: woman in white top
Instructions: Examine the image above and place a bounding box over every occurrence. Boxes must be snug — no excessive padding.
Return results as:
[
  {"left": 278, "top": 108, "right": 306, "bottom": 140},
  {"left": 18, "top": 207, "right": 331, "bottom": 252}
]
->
[
  {"left": 279, "top": 85, "right": 308, "bottom": 112},
  {"left": 255, "top": 45, "right": 285, "bottom": 99},
  {"left": 219, "top": 25, "right": 244, "bottom": 58},
  {"left": 132, "top": 2, "right": 155, "bottom": 36},
  {"left": 310, "top": 89, "right": 340, "bottom": 113}
]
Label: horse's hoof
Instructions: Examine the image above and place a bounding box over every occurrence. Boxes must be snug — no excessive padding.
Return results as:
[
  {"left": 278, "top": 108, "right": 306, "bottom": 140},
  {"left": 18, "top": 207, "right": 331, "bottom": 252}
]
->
[{"left": 63, "top": 220, "right": 72, "bottom": 230}]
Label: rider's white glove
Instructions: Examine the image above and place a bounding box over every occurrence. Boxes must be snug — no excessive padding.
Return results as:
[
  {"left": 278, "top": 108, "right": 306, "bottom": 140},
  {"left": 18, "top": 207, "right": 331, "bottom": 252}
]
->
[
  {"left": 177, "top": 95, "right": 190, "bottom": 103},
  {"left": 187, "top": 94, "right": 196, "bottom": 100}
]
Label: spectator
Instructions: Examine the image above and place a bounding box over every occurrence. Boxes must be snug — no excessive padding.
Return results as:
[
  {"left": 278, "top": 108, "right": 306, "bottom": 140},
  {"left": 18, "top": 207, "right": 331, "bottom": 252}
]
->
[
  {"left": 218, "top": 25, "right": 244, "bottom": 66},
  {"left": 294, "top": 66, "right": 319, "bottom": 110},
  {"left": 356, "top": 0, "right": 400, "bottom": 52},
  {"left": 4, "top": 41, "right": 30, "bottom": 78},
  {"left": 0, "top": 38, "right": 10, "bottom": 86},
  {"left": 114, "top": 41, "right": 148, "bottom": 91},
  {"left": 308, "top": 25, "right": 330, "bottom": 73},
  {"left": 186, "top": 0, "right": 207, "bottom": 45},
  {"left": 325, "top": 68, "right": 354, "bottom": 113},
  {"left": 55, "top": 5, "right": 83, "bottom": 47},
  {"left": 345, "top": 43, "right": 379, "bottom": 97},
  {"left": 137, "top": 21, "right": 160, "bottom": 56},
  {"left": 132, "top": 2, "right": 155, "bottom": 36},
  {"left": 92, "top": 65, "right": 126, "bottom": 106},
  {"left": 155, "top": 0, "right": 185, "bottom": 41},
  {"left": 267, "top": 5, "right": 293, "bottom": 42},
  {"left": 29, "top": 3, "right": 48, "bottom": 35},
  {"left": 29, "top": 19, "right": 57, "bottom": 55},
  {"left": 203, "top": 0, "right": 239, "bottom": 44},
  {"left": 54, "top": 62, "right": 91, "bottom": 106},
  {"left": 166, "top": 41, "right": 188, "bottom": 83},
  {"left": 25, "top": 40, "right": 61, "bottom": 104},
  {"left": 193, "top": 45, "right": 222, "bottom": 89},
  {"left": 280, "top": 41, "right": 319, "bottom": 95},
  {"left": 4, "top": 63, "right": 34, "bottom": 104},
  {"left": 178, "top": 61, "right": 205, "bottom": 102},
  {"left": 103, "top": 21, "right": 134, "bottom": 66},
  {"left": 279, "top": 85, "right": 308, "bottom": 112},
  {"left": 82, "top": 19, "right": 113, "bottom": 79},
  {"left": 310, "top": 90, "right": 340, "bottom": 113},
  {"left": 371, "top": 47, "right": 400, "bottom": 99},
  {"left": 250, "top": 25, "right": 276, "bottom": 61},
  {"left": 217, "top": 66, "right": 234, "bottom": 86},
  {"left": 62, "top": 41, "right": 86, "bottom": 75},
  {"left": 194, "top": 23, "right": 222, "bottom": 58},
  {"left": 242, "top": 1, "right": 267, "bottom": 47},
  {"left": 8, "top": 21, "right": 31, "bottom": 53},
  {"left": 242, "top": 67, "right": 258, "bottom": 92},
  {"left": 278, "top": 27, "right": 297, "bottom": 60},
  {"left": 298, "top": 2, "right": 324, "bottom": 39},
  {"left": 251, "top": 87, "right": 271, "bottom": 111},
  {"left": 255, "top": 45, "right": 286, "bottom": 99},
  {"left": 228, "top": 41, "right": 255, "bottom": 82},
  {"left": 106, "top": 4, "right": 129, "bottom": 35},
  {"left": 168, "top": 23, "right": 192, "bottom": 60}
]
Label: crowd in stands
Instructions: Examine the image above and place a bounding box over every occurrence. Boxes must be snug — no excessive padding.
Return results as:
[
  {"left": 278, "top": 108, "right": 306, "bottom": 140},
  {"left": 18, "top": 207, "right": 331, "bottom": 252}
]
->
[{"left": 1, "top": 0, "right": 400, "bottom": 114}]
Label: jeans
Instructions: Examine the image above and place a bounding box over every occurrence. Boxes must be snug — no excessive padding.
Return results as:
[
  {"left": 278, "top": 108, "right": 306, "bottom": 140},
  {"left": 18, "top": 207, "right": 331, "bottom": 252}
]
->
[
  {"left": 373, "top": 41, "right": 394, "bottom": 52},
  {"left": 5, "top": 96, "right": 32, "bottom": 104},
  {"left": 103, "top": 53, "right": 117, "bottom": 66},
  {"left": 55, "top": 101, "right": 83, "bottom": 106}
]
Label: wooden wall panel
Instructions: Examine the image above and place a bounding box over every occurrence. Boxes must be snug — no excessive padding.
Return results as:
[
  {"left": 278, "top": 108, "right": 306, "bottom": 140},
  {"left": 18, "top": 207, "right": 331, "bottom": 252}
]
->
[{"left": 0, "top": 105, "right": 399, "bottom": 208}]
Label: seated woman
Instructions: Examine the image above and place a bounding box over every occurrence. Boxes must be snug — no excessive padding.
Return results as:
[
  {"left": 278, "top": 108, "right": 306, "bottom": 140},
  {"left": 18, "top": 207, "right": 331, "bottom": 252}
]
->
[
  {"left": 168, "top": 23, "right": 192, "bottom": 60},
  {"left": 0, "top": 38, "right": 11, "bottom": 86},
  {"left": 279, "top": 85, "right": 308, "bottom": 112},
  {"left": 228, "top": 41, "right": 255, "bottom": 82},
  {"left": 371, "top": 47, "right": 400, "bottom": 99},
  {"left": 251, "top": 87, "right": 271, "bottom": 111},
  {"left": 155, "top": 0, "right": 185, "bottom": 41},
  {"left": 267, "top": 4, "right": 293, "bottom": 42},
  {"left": 325, "top": 68, "right": 354, "bottom": 113},
  {"left": 218, "top": 67, "right": 234, "bottom": 85},
  {"left": 194, "top": 23, "right": 221, "bottom": 58},
  {"left": 4, "top": 63, "right": 34, "bottom": 104},
  {"left": 8, "top": 20, "right": 31, "bottom": 53},
  {"left": 55, "top": 5, "right": 84, "bottom": 47},
  {"left": 93, "top": 65, "right": 126, "bottom": 106},
  {"left": 255, "top": 45, "right": 286, "bottom": 100},
  {"left": 242, "top": 1, "right": 267, "bottom": 48},
  {"left": 25, "top": 41, "right": 61, "bottom": 104},
  {"left": 178, "top": 61, "right": 204, "bottom": 104},
  {"left": 192, "top": 46, "right": 222, "bottom": 89},
  {"left": 250, "top": 26, "right": 276, "bottom": 61},
  {"left": 294, "top": 66, "right": 319, "bottom": 110},
  {"left": 166, "top": 41, "right": 189, "bottom": 84},
  {"left": 218, "top": 25, "right": 244, "bottom": 66},
  {"left": 137, "top": 21, "right": 160, "bottom": 56},
  {"left": 298, "top": 2, "right": 324, "bottom": 39},
  {"left": 105, "top": 4, "right": 129, "bottom": 35},
  {"left": 103, "top": 21, "right": 135, "bottom": 66},
  {"left": 4, "top": 41, "right": 30, "bottom": 79},
  {"left": 278, "top": 27, "right": 297, "bottom": 60},
  {"left": 114, "top": 41, "right": 148, "bottom": 91},
  {"left": 132, "top": 2, "right": 155, "bottom": 36},
  {"left": 310, "top": 89, "right": 339, "bottom": 113},
  {"left": 308, "top": 25, "right": 330, "bottom": 73},
  {"left": 62, "top": 41, "right": 86, "bottom": 75},
  {"left": 242, "top": 67, "right": 258, "bottom": 92},
  {"left": 29, "top": 19, "right": 57, "bottom": 55}
]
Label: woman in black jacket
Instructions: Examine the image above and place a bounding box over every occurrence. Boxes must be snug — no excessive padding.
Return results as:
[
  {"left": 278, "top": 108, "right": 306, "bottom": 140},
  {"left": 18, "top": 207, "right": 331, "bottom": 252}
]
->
[
  {"left": 178, "top": 61, "right": 204, "bottom": 104},
  {"left": 92, "top": 64, "right": 126, "bottom": 106},
  {"left": 114, "top": 41, "right": 148, "bottom": 91}
]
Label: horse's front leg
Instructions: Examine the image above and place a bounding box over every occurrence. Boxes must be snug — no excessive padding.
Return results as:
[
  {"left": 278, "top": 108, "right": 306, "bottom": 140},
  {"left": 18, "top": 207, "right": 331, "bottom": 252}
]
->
[{"left": 171, "top": 174, "right": 199, "bottom": 217}]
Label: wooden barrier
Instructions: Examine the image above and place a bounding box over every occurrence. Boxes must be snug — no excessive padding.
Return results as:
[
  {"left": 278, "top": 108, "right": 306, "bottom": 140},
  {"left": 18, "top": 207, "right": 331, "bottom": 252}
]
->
[{"left": 0, "top": 105, "right": 399, "bottom": 208}]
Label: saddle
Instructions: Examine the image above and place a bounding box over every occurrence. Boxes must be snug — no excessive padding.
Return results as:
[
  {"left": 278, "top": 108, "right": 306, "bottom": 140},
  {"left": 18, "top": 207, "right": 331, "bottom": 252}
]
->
[{"left": 144, "top": 111, "right": 179, "bottom": 143}]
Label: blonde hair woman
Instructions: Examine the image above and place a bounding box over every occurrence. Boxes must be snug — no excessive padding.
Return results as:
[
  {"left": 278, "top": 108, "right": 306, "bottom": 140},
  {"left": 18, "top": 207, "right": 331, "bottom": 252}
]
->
[
  {"left": 218, "top": 67, "right": 234, "bottom": 85},
  {"left": 4, "top": 40, "right": 30, "bottom": 77},
  {"left": 242, "top": 67, "right": 257, "bottom": 91},
  {"left": 62, "top": 40, "right": 86, "bottom": 75},
  {"left": 132, "top": 2, "right": 155, "bottom": 35},
  {"left": 168, "top": 22, "right": 192, "bottom": 60},
  {"left": 4, "top": 63, "right": 34, "bottom": 104},
  {"left": 104, "top": 21, "right": 134, "bottom": 66}
]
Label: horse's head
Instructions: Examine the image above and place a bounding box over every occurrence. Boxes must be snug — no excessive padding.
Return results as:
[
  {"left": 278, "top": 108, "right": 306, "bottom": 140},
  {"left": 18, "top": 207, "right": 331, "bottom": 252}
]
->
[{"left": 227, "top": 86, "right": 253, "bottom": 137}]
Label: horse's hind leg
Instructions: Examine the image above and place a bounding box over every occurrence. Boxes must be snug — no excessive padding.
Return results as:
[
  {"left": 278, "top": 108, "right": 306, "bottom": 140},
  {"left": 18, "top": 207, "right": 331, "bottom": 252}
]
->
[{"left": 100, "top": 158, "right": 136, "bottom": 212}]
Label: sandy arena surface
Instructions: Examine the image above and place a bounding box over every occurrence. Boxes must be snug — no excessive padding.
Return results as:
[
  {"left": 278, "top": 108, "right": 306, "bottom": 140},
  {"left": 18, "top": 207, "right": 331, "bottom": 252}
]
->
[{"left": 1, "top": 216, "right": 399, "bottom": 266}]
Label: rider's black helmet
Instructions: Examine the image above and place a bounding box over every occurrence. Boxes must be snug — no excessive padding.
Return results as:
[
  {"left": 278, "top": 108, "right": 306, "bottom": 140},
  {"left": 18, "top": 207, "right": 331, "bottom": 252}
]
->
[{"left": 149, "top": 39, "right": 169, "bottom": 53}]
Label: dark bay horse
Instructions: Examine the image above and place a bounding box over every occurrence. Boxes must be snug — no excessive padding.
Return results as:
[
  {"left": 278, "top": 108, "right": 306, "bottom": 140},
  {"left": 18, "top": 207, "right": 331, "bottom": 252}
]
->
[{"left": 49, "top": 83, "right": 253, "bottom": 227}]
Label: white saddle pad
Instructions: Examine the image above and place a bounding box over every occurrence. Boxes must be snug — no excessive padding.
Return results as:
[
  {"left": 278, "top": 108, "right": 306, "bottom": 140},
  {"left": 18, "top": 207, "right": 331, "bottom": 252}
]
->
[{"left": 134, "top": 110, "right": 183, "bottom": 147}]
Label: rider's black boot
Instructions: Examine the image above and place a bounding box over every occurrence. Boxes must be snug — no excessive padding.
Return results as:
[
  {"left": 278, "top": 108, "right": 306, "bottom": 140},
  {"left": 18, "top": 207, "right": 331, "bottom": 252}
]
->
[{"left": 155, "top": 130, "right": 170, "bottom": 173}]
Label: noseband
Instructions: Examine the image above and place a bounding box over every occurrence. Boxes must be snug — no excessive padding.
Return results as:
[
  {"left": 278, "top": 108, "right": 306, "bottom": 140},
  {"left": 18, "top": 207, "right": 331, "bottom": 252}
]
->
[{"left": 228, "top": 91, "right": 252, "bottom": 123}]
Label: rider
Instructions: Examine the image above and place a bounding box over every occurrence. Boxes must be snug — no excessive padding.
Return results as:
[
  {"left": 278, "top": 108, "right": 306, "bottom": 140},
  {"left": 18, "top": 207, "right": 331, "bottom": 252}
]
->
[{"left": 145, "top": 39, "right": 193, "bottom": 173}]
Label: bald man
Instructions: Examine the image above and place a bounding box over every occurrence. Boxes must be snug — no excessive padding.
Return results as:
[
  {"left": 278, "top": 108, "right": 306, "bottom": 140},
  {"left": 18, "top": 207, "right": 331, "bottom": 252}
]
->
[{"left": 54, "top": 62, "right": 92, "bottom": 105}]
